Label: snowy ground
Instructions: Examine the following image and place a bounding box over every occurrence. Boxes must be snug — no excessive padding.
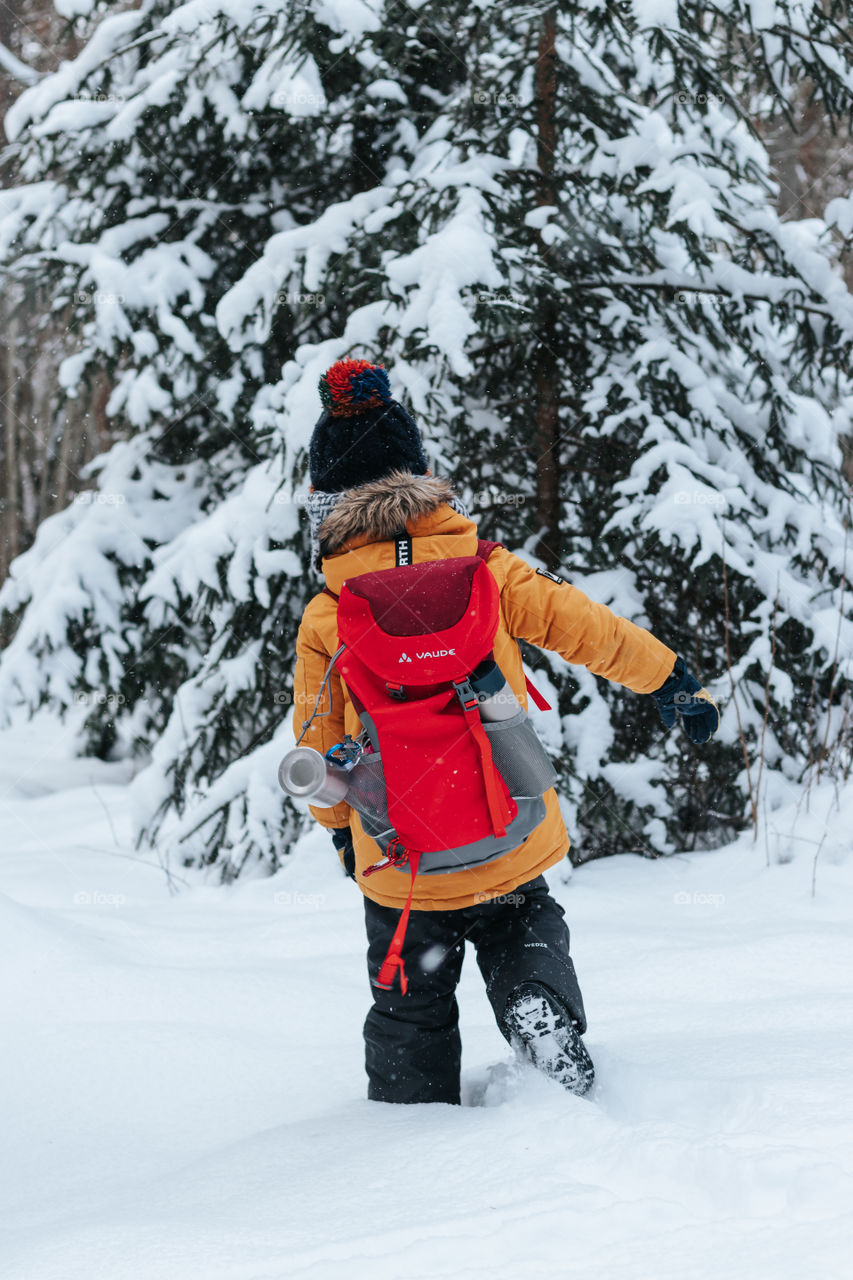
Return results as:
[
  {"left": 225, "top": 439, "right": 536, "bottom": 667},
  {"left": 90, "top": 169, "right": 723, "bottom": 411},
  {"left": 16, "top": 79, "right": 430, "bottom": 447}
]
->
[{"left": 2, "top": 711, "right": 852, "bottom": 1280}]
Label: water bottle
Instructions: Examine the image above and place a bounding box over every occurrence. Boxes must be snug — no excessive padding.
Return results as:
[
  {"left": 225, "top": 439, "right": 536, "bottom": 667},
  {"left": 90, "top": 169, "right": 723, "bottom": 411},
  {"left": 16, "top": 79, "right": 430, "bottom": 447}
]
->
[
  {"left": 278, "top": 746, "right": 351, "bottom": 805},
  {"left": 469, "top": 658, "right": 523, "bottom": 722}
]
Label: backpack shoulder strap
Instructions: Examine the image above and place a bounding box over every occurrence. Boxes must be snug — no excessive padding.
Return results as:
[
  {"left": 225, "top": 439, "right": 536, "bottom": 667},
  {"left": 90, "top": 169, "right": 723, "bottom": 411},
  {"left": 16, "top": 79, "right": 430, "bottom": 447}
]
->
[
  {"left": 324, "top": 540, "right": 500, "bottom": 600},
  {"left": 476, "top": 539, "right": 503, "bottom": 561},
  {"left": 476, "top": 538, "right": 552, "bottom": 713}
]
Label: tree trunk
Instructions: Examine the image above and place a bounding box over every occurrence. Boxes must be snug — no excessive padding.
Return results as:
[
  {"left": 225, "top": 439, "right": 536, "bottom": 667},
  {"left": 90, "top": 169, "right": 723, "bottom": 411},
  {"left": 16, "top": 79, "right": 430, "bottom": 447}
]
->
[
  {"left": 533, "top": 7, "right": 562, "bottom": 572},
  {"left": 3, "top": 306, "right": 19, "bottom": 582}
]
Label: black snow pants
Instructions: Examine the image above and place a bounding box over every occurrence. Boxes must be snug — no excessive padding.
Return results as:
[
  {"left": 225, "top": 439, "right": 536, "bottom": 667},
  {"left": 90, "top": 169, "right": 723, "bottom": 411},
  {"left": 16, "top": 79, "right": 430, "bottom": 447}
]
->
[{"left": 363, "top": 875, "right": 587, "bottom": 1104}]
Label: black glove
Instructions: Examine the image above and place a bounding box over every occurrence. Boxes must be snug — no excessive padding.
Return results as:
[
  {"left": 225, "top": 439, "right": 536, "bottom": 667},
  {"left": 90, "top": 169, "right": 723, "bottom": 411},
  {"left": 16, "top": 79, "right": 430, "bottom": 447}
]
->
[
  {"left": 331, "top": 826, "right": 356, "bottom": 879},
  {"left": 652, "top": 656, "right": 720, "bottom": 745}
]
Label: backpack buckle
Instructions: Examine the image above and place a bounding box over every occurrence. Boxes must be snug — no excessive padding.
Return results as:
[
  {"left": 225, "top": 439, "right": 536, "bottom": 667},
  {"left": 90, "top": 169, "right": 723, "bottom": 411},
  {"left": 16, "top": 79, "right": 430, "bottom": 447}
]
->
[
  {"left": 452, "top": 677, "right": 480, "bottom": 712},
  {"left": 325, "top": 736, "right": 362, "bottom": 769},
  {"left": 385, "top": 682, "right": 407, "bottom": 701},
  {"left": 363, "top": 838, "right": 411, "bottom": 877}
]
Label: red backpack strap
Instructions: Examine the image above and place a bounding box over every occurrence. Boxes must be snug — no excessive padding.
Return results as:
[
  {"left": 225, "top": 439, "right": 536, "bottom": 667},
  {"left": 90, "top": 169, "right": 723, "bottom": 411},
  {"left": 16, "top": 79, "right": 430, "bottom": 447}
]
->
[
  {"left": 477, "top": 540, "right": 553, "bottom": 712},
  {"left": 452, "top": 676, "right": 514, "bottom": 838},
  {"left": 476, "top": 538, "right": 503, "bottom": 561},
  {"left": 323, "top": 586, "right": 339, "bottom": 602},
  {"left": 525, "top": 675, "right": 552, "bottom": 711},
  {"left": 370, "top": 847, "right": 422, "bottom": 994}
]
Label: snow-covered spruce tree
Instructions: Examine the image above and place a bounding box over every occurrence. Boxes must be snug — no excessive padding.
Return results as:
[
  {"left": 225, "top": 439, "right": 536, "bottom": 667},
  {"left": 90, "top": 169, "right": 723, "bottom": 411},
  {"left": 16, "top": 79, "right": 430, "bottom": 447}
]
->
[
  {"left": 0, "top": 0, "right": 474, "bottom": 876},
  {"left": 1, "top": 0, "right": 852, "bottom": 876},
  {"left": 364, "top": 0, "right": 853, "bottom": 859},
  {"left": 242, "top": 0, "right": 853, "bottom": 859}
]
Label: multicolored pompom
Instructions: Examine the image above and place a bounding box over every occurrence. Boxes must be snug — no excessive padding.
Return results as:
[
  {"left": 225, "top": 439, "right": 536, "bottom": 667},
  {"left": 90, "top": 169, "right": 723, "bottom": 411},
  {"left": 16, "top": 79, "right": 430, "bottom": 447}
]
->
[{"left": 318, "top": 359, "right": 392, "bottom": 418}]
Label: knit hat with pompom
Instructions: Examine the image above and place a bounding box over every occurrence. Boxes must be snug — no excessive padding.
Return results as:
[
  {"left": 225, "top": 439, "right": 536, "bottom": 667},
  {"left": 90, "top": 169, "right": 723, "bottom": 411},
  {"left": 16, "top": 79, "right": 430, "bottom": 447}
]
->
[{"left": 308, "top": 358, "right": 428, "bottom": 492}]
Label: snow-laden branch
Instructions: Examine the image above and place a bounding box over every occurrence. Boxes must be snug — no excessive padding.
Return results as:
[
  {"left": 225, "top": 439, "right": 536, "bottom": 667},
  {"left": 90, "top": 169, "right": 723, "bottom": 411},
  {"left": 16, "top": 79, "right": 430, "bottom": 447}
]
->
[
  {"left": 572, "top": 270, "right": 853, "bottom": 330},
  {"left": 0, "top": 42, "right": 43, "bottom": 87}
]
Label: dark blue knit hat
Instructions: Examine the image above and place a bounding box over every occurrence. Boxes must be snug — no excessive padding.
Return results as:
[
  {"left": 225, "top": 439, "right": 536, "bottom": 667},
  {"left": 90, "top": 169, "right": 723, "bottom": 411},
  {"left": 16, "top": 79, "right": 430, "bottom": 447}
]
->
[{"left": 309, "top": 358, "right": 428, "bottom": 492}]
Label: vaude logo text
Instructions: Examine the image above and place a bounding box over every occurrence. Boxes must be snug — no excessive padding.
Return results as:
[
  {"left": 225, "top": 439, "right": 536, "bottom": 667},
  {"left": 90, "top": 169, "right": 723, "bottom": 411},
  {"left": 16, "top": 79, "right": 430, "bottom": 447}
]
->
[{"left": 416, "top": 648, "right": 456, "bottom": 658}]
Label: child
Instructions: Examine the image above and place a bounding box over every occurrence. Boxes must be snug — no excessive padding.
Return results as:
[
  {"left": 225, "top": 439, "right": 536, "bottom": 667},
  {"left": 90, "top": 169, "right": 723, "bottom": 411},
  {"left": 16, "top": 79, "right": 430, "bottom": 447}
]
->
[{"left": 292, "top": 358, "right": 719, "bottom": 1105}]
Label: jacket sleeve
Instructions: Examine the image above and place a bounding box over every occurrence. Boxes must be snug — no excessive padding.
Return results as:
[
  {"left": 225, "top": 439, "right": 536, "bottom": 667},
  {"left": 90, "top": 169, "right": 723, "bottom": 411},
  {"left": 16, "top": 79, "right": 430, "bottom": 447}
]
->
[
  {"left": 497, "top": 550, "right": 677, "bottom": 695},
  {"left": 291, "top": 611, "right": 352, "bottom": 829}
]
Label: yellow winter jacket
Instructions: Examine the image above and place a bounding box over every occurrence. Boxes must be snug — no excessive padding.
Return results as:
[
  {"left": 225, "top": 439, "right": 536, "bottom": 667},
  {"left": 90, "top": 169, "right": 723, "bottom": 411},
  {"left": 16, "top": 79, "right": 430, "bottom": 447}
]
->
[{"left": 291, "top": 471, "right": 676, "bottom": 910}]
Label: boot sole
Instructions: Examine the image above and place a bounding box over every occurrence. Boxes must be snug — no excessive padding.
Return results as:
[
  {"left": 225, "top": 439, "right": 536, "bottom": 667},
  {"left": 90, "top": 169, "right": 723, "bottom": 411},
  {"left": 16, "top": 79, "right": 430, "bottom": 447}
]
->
[{"left": 505, "top": 988, "right": 595, "bottom": 1097}]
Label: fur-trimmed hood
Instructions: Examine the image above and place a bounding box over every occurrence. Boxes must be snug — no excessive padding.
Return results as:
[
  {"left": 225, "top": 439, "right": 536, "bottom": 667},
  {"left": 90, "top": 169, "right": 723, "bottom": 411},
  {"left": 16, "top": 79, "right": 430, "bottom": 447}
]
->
[{"left": 317, "top": 469, "right": 461, "bottom": 559}]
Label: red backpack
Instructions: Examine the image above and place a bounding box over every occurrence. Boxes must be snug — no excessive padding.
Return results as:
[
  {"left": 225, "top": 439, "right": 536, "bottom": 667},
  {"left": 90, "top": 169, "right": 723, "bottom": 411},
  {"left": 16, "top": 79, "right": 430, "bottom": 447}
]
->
[{"left": 323, "top": 539, "right": 557, "bottom": 993}]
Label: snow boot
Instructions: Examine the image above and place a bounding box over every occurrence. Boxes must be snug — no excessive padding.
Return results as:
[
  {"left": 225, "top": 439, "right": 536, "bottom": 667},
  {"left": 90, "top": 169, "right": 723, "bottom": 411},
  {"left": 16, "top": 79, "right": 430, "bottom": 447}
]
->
[{"left": 503, "top": 981, "right": 595, "bottom": 1097}]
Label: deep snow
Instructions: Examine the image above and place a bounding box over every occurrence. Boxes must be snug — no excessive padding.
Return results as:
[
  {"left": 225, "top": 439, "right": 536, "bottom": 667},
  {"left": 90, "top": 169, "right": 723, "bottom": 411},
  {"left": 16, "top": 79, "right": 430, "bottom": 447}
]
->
[{"left": 2, "top": 709, "right": 852, "bottom": 1280}]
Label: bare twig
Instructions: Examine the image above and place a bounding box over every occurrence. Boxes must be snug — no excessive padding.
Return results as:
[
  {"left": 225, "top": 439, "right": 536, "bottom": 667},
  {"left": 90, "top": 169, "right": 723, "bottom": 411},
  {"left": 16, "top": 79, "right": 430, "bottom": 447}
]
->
[
  {"left": 755, "top": 589, "right": 778, "bottom": 866},
  {"left": 818, "top": 520, "right": 849, "bottom": 781},
  {"left": 811, "top": 833, "right": 828, "bottom": 898},
  {"left": 722, "top": 536, "right": 758, "bottom": 837},
  {"left": 89, "top": 780, "right": 120, "bottom": 846}
]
